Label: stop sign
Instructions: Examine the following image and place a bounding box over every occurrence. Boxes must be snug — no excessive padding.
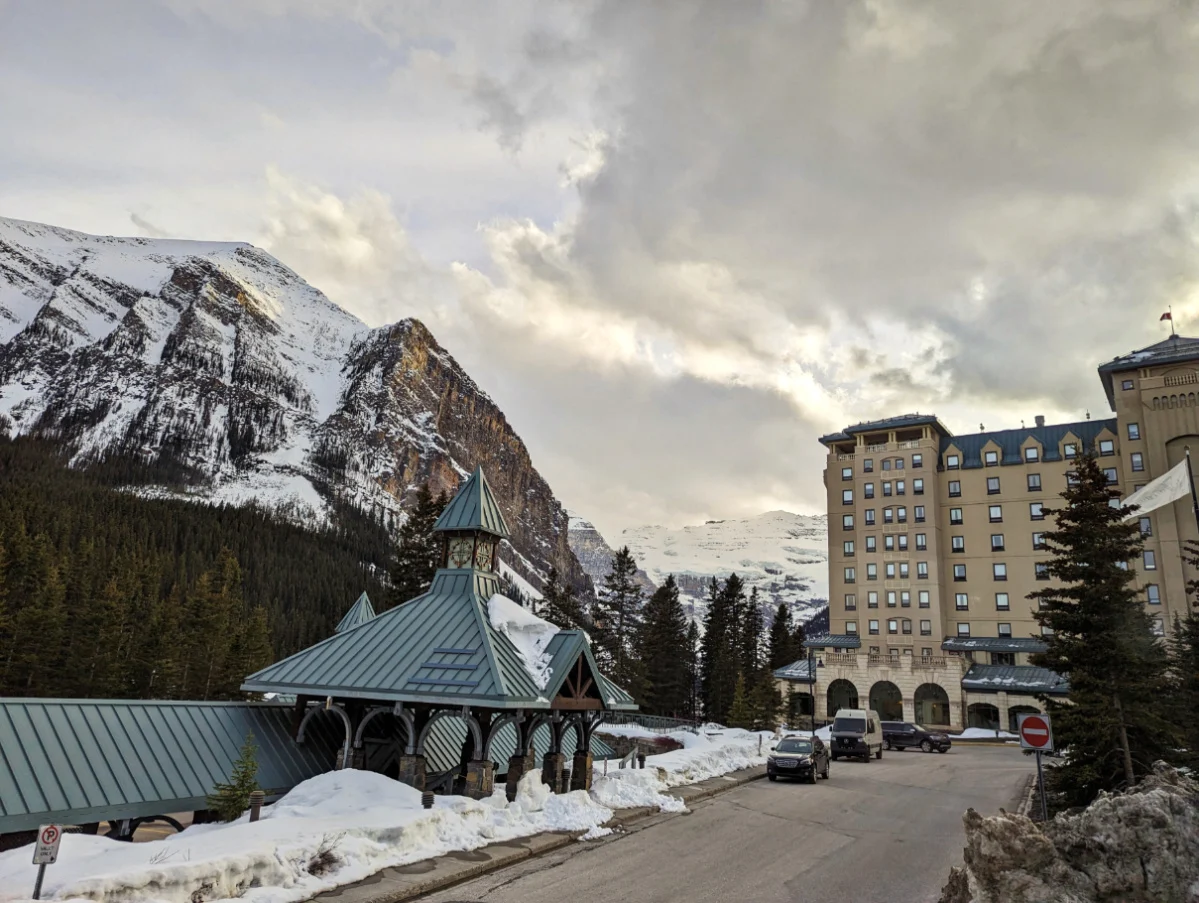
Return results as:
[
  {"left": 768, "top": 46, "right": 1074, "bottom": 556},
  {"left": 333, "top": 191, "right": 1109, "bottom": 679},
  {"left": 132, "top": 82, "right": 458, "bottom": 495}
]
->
[{"left": 1018, "top": 713, "right": 1053, "bottom": 750}]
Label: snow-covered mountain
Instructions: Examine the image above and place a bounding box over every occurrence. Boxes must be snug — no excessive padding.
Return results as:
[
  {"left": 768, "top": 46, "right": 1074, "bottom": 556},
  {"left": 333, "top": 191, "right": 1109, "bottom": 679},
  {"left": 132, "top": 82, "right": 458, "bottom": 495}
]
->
[
  {"left": 0, "top": 217, "right": 589, "bottom": 592},
  {"left": 567, "top": 512, "right": 658, "bottom": 595},
  {"left": 615, "top": 511, "right": 828, "bottom": 622}
]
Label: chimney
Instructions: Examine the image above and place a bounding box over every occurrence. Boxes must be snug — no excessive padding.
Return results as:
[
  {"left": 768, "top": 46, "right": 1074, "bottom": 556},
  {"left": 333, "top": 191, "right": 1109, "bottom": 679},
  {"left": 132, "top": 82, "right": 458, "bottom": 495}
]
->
[{"left": 1034, "top": 415, "right": 1045, "bottom": 428}]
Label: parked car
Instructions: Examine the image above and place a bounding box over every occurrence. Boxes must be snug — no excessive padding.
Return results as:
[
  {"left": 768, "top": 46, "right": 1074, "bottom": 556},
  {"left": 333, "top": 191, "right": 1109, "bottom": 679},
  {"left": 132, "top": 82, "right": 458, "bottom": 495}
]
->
[
  {"left": 829, "top": 708, "right": 884, "bottom": 762},
  {"left": 881, "top": 721, "right": 951, "bottom": 753},
  {"left": 767, "top": 736, "right": 830, "bottom": 783}
]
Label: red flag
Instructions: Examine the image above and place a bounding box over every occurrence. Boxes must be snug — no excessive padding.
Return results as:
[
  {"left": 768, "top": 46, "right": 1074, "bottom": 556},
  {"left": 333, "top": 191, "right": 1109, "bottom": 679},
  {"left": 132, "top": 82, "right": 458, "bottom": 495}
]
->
[{"left": 1161, "top": 312, "right": 1173, "bottom": 321}]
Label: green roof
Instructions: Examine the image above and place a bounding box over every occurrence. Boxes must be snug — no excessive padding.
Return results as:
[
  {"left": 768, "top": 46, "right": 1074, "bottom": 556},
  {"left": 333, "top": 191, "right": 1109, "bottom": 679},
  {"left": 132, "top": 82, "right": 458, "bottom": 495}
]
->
[
  {"left": 962, "top": 664, "right": 1069, "bottom": 696},
  {"left": 941, "top": 419, "right": 1116, "bottom": 468},
  {"left": 542, "top": 631, "right": 638, "bottom": 711},
  {"left": 433, "top": 467, "right": 511, "bottom": 538},
  {"left": 335, "top": 592, "right": 377, "bottom": 633}
]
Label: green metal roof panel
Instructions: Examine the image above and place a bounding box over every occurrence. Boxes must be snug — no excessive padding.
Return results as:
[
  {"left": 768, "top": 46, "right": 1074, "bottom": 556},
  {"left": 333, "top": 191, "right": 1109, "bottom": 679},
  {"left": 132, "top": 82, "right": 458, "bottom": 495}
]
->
[
  {"left": 1097, "top": 334, "right": 1199, "bottom": 407},
  {"left": 0, "top": 700, "right": 339, "bottom": 835},
  {"left": 773, "top": 658, "right": 816, "bottom": 682},
  {"left": 803, "top": 633, "right": 862, "bottom": 650},
  {"left": 942, "top": 637, "right": 1048, "bottom": 654},
  {"left": 433, "top": 467, "right": 511, "bottom": 538},
  {"left": 940, "top": 418, "right": 1116, "bottom": 468},
  {"left": 819, "top": 414, "right": 948, "bottom": 445},
  {"left": 335, "top": 592, "right": 377, "bottom": 633},
  {"left": 962, "top": 664, "right": 1069, "bottom": 696}
]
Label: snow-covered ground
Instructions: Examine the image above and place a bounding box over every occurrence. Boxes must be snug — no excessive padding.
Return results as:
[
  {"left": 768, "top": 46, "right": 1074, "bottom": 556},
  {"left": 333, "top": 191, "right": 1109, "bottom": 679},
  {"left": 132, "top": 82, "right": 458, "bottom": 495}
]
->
[
  {"left": 0, "top": 729, "right": 770, "bottom": 903},
  {"left": 954, "top": 727, "right": 1018, "bottom": 740}
]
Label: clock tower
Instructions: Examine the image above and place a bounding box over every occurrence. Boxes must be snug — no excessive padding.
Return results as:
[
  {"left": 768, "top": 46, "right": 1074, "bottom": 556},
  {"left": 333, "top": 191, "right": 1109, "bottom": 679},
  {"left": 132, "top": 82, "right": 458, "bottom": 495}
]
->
[{"left": 432, "top": 466, "right": 511, "bottom": 573}]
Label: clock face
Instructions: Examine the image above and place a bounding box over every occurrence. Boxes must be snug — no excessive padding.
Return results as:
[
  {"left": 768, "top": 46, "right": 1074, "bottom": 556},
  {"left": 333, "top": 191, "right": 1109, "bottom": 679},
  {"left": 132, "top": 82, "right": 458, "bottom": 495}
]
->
[
  {"left": 448, "top": 537, "right": 475, "bottom": 569},
  {"left": 474, "top": 540, "right": 493, "bottom": 571}
]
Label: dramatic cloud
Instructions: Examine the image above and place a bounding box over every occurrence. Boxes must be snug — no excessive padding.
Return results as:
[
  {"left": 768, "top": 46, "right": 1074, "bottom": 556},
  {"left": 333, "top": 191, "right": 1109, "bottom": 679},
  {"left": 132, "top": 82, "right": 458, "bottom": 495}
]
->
[{"left": 4, "top": 0, "right": 1199, "bottom": 537}]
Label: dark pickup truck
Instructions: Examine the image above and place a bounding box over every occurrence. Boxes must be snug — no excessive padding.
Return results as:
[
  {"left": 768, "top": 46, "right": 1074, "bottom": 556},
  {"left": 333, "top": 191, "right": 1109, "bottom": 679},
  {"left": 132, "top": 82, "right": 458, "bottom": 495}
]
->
[{"left": 881, "top": 721, "right": 952, "bottom": 753}]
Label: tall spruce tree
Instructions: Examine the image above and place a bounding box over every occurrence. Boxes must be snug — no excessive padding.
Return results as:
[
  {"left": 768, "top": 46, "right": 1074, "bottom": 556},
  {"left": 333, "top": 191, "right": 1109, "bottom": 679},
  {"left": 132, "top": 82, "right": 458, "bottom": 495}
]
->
[
  {"left": 1030, "top": 448, "right": 1178, "bottom": 806},
  {"left": 768, "top": 602, "right": 798, "bottom": 670},
  {"left": 727, "top": 673, "right": 753, "bottom": 729},
  {"left": 684, "top": 619, "right": 700, "bottom": 720},
  {"left": 740, "top": 585, "right": 764, "bottom": 677},
  {"left": 593, "top": 547, "right": 644, "bottom": 689},
  {"left": 541, "top": 566, "right": 589, "bottom": 631},
  {"left": 635, "top": 575, "right": 690, "bottom": 716},
  {"left": 386, "top": 484, "right": 447, "bottom": 610},
  {"left": 701, "top": 576, "right": 738, "bottom": 722}
]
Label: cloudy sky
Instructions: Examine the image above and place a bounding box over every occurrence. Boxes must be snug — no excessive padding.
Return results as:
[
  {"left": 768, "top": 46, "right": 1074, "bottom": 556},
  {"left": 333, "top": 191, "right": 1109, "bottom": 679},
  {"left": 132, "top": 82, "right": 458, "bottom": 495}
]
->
[{"left": 3, "top": 0, "right": 1198, "bottom": 539}]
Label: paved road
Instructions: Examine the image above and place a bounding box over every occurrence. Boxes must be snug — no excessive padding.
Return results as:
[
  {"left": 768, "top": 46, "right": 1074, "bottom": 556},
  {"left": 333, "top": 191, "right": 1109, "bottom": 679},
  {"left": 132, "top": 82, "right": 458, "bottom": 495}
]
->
[{"left": 420, "top": 745, "right": 1031, "bottom": 903}]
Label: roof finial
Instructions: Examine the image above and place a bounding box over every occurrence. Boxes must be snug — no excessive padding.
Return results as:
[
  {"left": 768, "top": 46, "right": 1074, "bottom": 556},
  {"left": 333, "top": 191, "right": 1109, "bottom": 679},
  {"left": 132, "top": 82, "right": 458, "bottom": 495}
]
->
[{"left": 979, "top": 423, "right": 985, "bottom": 432}]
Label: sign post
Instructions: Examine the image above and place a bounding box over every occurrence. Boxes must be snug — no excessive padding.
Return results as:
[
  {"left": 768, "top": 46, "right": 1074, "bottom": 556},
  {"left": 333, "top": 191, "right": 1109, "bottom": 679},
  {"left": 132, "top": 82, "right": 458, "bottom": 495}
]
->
[
  {"left": 1018, "top": 713, "right": 1054, "bottom": 822},
  {"left": 31, "top": 824, "right": 63, "bottom": 899}
]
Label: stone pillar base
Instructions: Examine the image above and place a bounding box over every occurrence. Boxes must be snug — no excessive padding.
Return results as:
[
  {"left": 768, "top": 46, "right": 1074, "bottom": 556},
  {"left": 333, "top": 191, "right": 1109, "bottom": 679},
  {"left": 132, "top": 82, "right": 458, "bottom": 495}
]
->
[
  {"left": 335, "top": 747, "right": 364, "bottom": 769},
  {"left": 463, "top": 759, "right": 495, "bottom": 799},
  {"left": 398, "top": 755, "right": 427, "bottom": 791},
  {"left": 542, "top": 753, "right": 566, "bottom": 793},
  {"left": 505, "top": 753, "right": 534, "bottom": 802},
  {"left": 570, "top": 752, "right": 593, "bottom": 791}
]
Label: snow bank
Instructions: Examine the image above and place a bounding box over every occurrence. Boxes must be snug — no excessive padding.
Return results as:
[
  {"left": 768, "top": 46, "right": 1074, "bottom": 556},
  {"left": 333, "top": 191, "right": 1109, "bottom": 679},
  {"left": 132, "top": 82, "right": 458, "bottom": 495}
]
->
[
  {"left": 955, "top": 727, "right": 1018, "bottom": 740},
  {"left": 487, "top": 594, "right": 557, "bottom": 690}
]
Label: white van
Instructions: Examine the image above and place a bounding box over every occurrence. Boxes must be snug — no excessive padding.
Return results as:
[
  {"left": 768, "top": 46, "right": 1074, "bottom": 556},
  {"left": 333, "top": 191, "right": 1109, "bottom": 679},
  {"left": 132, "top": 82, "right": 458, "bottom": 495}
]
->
[{"left": 829, "top": 708, "right": 884, "bottom": 762}]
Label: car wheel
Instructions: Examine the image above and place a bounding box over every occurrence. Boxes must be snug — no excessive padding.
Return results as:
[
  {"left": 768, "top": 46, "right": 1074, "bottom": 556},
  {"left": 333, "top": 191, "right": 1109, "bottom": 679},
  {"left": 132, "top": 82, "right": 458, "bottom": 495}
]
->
[
  {"left": 885, "top": 739, "right": 892, "bottom": 750},
  {"left": 808, "top": 770, "right": 817, "bottom": 784},
  {"left": 896, "top": 744, "right": 904, "bottom": 751},
  {"left": 875, "top": 746, "right": 883, "bottom": 759},
  {"left": 823, "top": 762, "right": 830, "bottom": 779},
  {"left": 921, "top": 739, "right": 933, "bottom": 753},
  {"left": 831, "top": 753, "right": 839, "bottom": 761},
  {"left": 937, "top": 747, "right": 948, "bottom": 754},
  {"left": 768, "top": 774, "right": 777, "bottom": 781}
]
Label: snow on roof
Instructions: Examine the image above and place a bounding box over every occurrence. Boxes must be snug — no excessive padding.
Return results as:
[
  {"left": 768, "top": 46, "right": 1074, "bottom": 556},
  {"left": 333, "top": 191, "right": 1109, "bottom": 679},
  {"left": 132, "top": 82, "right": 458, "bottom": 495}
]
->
[{"left": 487, "top": 593, "right": 558, "bottom": 690}]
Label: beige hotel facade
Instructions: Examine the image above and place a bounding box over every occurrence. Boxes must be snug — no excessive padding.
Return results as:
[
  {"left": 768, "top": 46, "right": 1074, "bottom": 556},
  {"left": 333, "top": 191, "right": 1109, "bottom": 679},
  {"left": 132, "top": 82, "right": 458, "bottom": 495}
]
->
[{"left": 776, "top": 335, "right": 1199, "bottom": 733}]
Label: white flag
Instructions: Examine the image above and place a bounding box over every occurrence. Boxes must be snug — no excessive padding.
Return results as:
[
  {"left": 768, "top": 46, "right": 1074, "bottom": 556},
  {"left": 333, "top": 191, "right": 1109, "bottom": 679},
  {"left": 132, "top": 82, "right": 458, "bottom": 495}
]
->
[{"left": 1122, "top": 459, "right": 1192, "bottom": 518}]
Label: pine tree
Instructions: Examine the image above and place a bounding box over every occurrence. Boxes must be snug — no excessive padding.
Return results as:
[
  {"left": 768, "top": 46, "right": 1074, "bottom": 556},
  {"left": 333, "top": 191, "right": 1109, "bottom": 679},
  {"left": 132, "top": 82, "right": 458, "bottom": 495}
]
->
[
  {"left": 593, "top": 547, "right": 644, "bottom": 689},
  {"left": 739, "top": 584, "right": 764, "bottom": 677},
  {"left": 1030, "top": 448, "right": 1178, "bottom": 806},
  {"left": 206, "top": 733, "right": 261, "bottom": 822},
  {"left": 727, "top": 674, "right": 752, "bottom": 729},
  {"left": 700, "top": 576, "right": 741, "bottom": 723},
  {"left": 768, "top": 602, "right": 797, "bottom": 671},
  {"left": 684, "top": 620, "right": 700, "bottom": 720},
  {"left": 635, "top": 575, "right": 691, "bottom": 716},
  {"left": 386, "top": 484, "right": 446, "bottom": 610},
  {"left": 1171, "top": 539, "right": 1199, "bottom": 768},
  {"left": 541, "top": 566, "right": 589, "bottom": 630},
  {"left": 750, "top": 669, "right": 782, "bottom": 731}
]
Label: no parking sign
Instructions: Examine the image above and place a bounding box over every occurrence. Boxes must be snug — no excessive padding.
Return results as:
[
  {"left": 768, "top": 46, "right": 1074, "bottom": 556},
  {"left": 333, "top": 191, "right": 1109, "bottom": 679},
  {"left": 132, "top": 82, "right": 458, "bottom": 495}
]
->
[{"left": 32, "top": 825, "right": 61, "bottom": 865}]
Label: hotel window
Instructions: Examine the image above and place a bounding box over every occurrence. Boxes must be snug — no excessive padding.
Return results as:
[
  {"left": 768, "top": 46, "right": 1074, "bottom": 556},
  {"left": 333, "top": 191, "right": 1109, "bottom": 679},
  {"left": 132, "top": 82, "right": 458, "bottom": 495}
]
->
[
  {"left": 896, "top": 480, "right": 906, "bottom": 496},
  {"left": 1030, "top": 502, "right": 1045, "bottom": 520},
  {"left": 912, "top": 453, "right": 923, "bottom": 468},
  {"left": 1103, "top": 468, "right": 1118, "bottom": 484},
  {"left": 993, "top": 562, "right": 1008, "bottom": 581},
  {"left": 842, "top": 489, "right": 854, "bottom": 504},
  {"left": 1127, "top": 423, "right": 1140, "bottom": 441},
  {"left": 883, "top": 459, "right": 892, "bottom": 471},
  {"left": 991, "top": 533, "right": 1005, "bottom": 551},
  {"left": 896, "top": 506, "right": 907, "bottom": 523},
  {"left": 920, "top": 620, "right": 932, "bottom": 636},
  {"left": 1116, "top": 560, "right": 1128, "bottom": 570},
  {"left": 915, "top": 533, "right": 927, "bottom": 550},
  {"left": 918, "top": 590, "right": 930, "bottom": 608},
  {"left": 897, "top": 534, "right": 908, "bottom": 551},
  {"left": 1144, "top": 549, "right": 1156, "bottom": 570},
  {"left": 1099, "top": 439, "right": 1115, "bottom": 456},
  {"left": 1027, "top": 473, "right": 1042, "bottom": 491},
  {"left": 885, "top": 563, "right": 896, "bottom": 579},
  {"left": 913, "top": 478, "right": 924, "bottom": 495},
  {"left": 1146, "top": 584, "right": 1161, "bottom": 605},
  {"left": 895, "top": 457, "right": 905, "bottom": 469},
  {"left": 989, "top": 505, "right": 1003, "bottom": 523},
  {"left": 996, "top": 592, "right": 1010, "bottom": 610},
  {"left": 869, "top": 620, "right": 880, "bottom": 635},
  {"left": 884, "top": 535, "right": 895, "bottom": 551},
  {"left": 946, "top": 454, "right": 960, "bottom": 469},
  {"left": 846, "top": 620, "right": 858, "bottom": 634},
  {"left": 865, "top": 536, "right": 877, "bottom": 552},
  {"left": 900, "top": 590, "right": 911, "bottom": 607},
  {"left": 917, "top": 561, "right": 929, "bottom": 579},
  {"left": 842, "top": 466, "right": 853, "bottom": 480},
  {"left": 953, "top": 564, "right": 967, "bottom": 582},
  {"left": 921, "top": 647, "right": 933, "bottom": 657},
  {"left": 987, "top": 476, "right": 1000, "bottom": 494},
  {"left": 951, "top": 535, "right": 965, "bottom": 553},
  {"left": 1109, "top": 497, "right": 1122, "bottom": 510},
  {"left": 866, "top": 563, "right": 877, "bottom": 580},
  {"left": 865, "top": 482, "right": 875, "bottom": 498},
  {"left": 865, "top": 509, "right": 876, "bottom": 525},
  {"left": 902, "top": 619, "right": 912, "bottom": 635},
  {"left": 1025, "top": 446, "right": 1039, "bottom": 462},
  {"left": 1041, "top": 625, "right": 1054, "bottom": 636},
  {"left": 997, "top": 623, "right": 1013, "bottom": 638},
  {"left": 1121, "top": 378, "right": 1134, "bottom": 390},
  {"left": 948, "top": 480, "right": 961, "bottom": 497},
  {"left": 1151, "top": 618, "right": 1165, "bottom": 637},
  {"left": 1131, "top": 452, "right": 1144, "bottom": 472},
  {"left": 845, "top": 593, "right": 857, "bottom": 610},
  {"left": 887, "top": 590, "right": 897, "bottom": 607},
  {"left": 1139, "top": 516, "right": 1152, "bottom": 536},
  {"left": 843, "top": 540, "right": 855, "bottom": 555},
  {"left": 957, "top": 622, "right": 971, "bottom": 637},
  {"left": 914, "top": 505, "right": 926, "bottom": 522},
  {"left": 1067, "top": 470, "right": 1080, "bottom": 487},
  {"left": 899, "top": 563, "right": 910, "bottom": 579},
  {"left": 1064, "top": 442, "right": 1077, "bottom": 459},
  {"left": 843, "top": 514, "right": 854, "bottom": 530},
  {"left": 844, "top": 566, "right": 856, "bottom": 583},
  {"left": 888, "top": 619, "right": 898, "bottom": 635},
  {"left": 864, "top": 458, "right": 874, "bottom": 472},
  {"left": 1032, "top": 532, "right": 1046, "bottom": 550},
  {"left": 883, "top": 482, "right": 893, "bottom": 496},
  {"left": 1035, "top": 562, "right": 1050, "bottom": 580},
  {"left": 884, "top": 508, "right": 894, "bottom": 524},
  {"left": 867, "top": 591, "right": 879, "bottom": 608},
  {"left": 984, "top": 450, "right": 999, "bottom": 466},
  {"left": 950, "top": 507, "right": 963, "bottom": 525}
]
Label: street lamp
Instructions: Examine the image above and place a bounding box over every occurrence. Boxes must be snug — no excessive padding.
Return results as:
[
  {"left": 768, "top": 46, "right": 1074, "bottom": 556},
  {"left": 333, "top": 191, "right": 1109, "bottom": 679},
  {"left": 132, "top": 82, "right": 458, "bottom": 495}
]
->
[{"left": 808, "top": 647, "right": 824, "bottom": 734}]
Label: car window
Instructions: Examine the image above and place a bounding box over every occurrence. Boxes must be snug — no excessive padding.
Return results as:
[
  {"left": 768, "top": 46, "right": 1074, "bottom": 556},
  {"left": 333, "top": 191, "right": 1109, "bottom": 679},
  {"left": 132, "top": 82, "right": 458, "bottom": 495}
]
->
[
  {"left": 833, "top": 717, "right": 866, "bottom": 733},
  {"left": 775, "top": 739, "right": 813, "bottom": 754}
]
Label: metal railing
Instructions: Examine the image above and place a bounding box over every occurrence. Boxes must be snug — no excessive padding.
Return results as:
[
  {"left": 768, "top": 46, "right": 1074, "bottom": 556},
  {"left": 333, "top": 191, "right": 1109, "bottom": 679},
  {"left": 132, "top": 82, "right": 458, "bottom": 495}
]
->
[{"left": 602, "top": 712, "right": 702, "bottom": 734}]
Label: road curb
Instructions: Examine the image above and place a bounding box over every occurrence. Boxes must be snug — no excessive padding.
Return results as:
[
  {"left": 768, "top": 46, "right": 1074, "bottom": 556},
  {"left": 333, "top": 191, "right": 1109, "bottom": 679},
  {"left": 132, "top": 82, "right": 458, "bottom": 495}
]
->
[{"left": 312, "top": 767, "right": 766, "bottom": 903}]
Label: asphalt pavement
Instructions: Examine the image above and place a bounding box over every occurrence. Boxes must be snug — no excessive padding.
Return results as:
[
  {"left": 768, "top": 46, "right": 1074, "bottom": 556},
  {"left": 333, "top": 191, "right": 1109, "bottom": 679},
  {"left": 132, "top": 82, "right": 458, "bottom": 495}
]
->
[{"left": 417, "top": 745, "right": 1032, "bottom": 903}]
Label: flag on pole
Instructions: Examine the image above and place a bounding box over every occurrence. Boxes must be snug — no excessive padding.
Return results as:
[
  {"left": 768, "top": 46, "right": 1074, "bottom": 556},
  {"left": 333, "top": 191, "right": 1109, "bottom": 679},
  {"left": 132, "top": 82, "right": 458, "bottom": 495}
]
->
[
  {"left": 1121, "top": 459, "right": 1191, "bottom": 518},
  {"left": 1161, "top": 312, "right": 1173, "bottom": 322}
]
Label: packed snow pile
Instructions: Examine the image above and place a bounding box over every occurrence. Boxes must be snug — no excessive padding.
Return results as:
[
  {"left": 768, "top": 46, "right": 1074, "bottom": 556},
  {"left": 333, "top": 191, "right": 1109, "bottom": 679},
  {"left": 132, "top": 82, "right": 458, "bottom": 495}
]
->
[
  {"left": 0, "top": 770, "right": 611, "bottom": 903},
  {"left": 954, "top": 728, "right": 1018, "bottom": 740},
  {"left": 487, "top": 593, "right": 557, "bottom": 690},
  {"left": 939, "top": 762, "right": 1199, "bottom": 903}
]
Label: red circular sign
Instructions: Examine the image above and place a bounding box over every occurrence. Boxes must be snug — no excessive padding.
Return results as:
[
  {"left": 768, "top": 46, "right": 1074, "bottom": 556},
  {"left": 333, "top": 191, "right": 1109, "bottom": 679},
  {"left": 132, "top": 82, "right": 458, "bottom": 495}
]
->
[
  {"left": 1020, "top": 714, "right": 1051, "bottom": 749},
  {"left": 40, "top": 826, "right": 59, "bottom": 845}
]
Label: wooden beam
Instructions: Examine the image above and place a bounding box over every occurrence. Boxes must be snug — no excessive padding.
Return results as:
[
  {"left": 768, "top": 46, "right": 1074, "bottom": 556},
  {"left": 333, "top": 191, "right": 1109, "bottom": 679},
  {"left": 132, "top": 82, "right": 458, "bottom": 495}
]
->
[
  {"left": 577, "top": 677, "right": 593, "bottom": 698},
  {"left": 552, "top": 697, "right": 603, "bottom": 711}
]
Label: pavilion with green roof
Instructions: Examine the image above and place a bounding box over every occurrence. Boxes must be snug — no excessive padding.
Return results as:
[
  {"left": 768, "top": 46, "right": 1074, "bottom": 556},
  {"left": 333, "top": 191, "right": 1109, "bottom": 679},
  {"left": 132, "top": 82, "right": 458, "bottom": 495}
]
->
[{"left": 243, "top": 467, "right": 636, "bottom": 799}]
